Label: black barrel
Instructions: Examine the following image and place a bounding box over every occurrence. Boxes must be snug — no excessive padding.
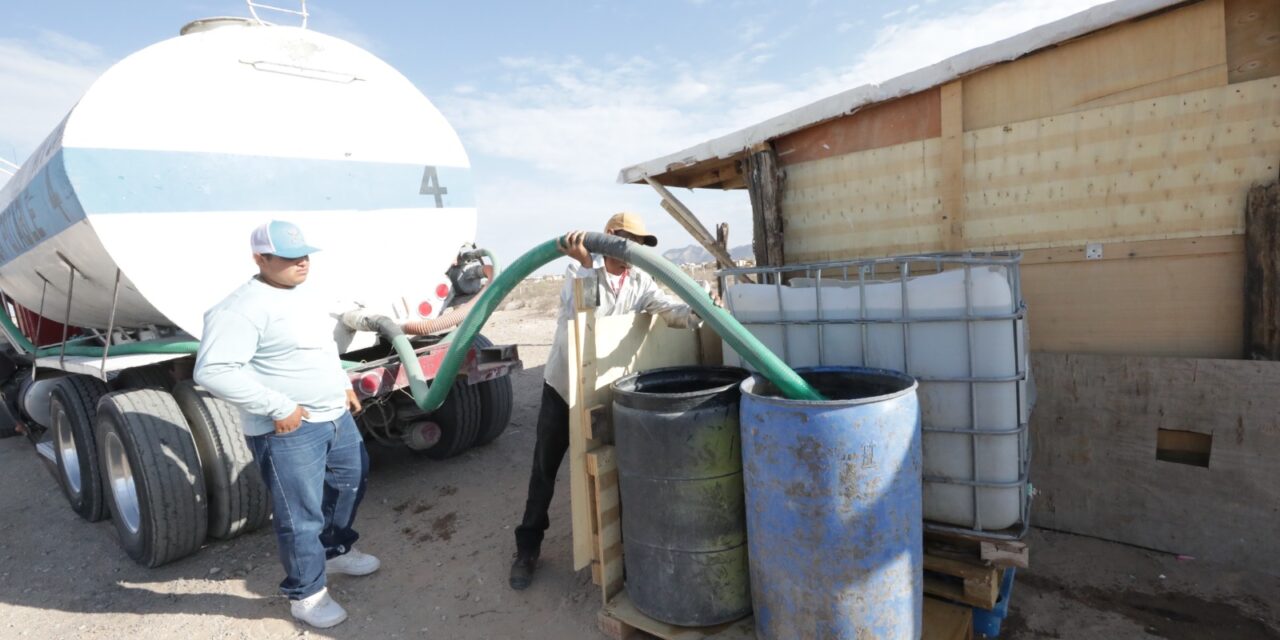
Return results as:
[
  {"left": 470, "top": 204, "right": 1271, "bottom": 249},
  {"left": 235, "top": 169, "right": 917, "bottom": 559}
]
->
[{"left": 611, "top": 366, "right": 752, "bottom": 627}]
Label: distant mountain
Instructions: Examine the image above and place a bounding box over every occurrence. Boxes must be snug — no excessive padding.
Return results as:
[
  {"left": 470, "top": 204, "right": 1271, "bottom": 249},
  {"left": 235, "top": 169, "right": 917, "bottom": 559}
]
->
[{"left": 663, "top": 244, "right": 753, "bottom": 264}]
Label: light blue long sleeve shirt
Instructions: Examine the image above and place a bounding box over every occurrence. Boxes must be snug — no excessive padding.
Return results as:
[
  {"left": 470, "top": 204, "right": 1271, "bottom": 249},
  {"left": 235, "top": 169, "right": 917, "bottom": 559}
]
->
[{"left": 194, "top": 277, "right": 350, "bottom": 437}]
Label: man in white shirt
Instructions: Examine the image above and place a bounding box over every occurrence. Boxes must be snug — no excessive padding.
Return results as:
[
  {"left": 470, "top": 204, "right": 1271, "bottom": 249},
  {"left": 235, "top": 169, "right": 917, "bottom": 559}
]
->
[
  {"left": 510, "top": 212, "right": 697, "bottom": 590},
  {"left": 194, "top": 220, "right": 379, "bottom": 629}
]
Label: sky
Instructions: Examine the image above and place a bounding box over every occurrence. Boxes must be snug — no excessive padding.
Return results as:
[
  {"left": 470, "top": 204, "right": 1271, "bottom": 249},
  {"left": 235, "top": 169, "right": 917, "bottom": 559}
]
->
[{"left": 0, "top": 0, "right": 1111, "bottom": 273}]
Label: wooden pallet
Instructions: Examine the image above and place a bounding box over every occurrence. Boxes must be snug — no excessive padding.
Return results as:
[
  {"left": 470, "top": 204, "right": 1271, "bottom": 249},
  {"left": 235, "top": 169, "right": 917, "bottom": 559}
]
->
[
  {"left": 923, "top": 533, "right": 1027, "bottom": 610},
  {"left": 596, "top": 594, "right": 973, "bottom": 640}
]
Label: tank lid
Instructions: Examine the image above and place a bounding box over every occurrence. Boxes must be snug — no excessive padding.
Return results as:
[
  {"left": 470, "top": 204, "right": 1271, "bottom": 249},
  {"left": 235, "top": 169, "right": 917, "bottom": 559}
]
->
[{"left": 179, "top": 17, "right": 258, "bottom": 36}]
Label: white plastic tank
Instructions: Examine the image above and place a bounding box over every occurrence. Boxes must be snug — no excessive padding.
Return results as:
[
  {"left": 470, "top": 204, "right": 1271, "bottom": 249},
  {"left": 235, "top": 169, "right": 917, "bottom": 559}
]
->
[
  {"left": 0, "top": 18, "right": 474, "bottom": 352},
  {"left": 724, "top": 267, "right": 1029, "bottom": 532}
]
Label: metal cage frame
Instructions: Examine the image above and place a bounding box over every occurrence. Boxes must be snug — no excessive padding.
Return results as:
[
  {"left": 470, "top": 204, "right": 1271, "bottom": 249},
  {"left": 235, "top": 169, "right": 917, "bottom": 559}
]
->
[{"left": 717, "top": 252, "right": 1031, "bottom": 540}]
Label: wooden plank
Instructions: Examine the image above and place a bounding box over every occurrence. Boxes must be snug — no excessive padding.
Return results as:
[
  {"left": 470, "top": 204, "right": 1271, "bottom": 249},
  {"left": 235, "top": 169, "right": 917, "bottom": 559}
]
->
[
  {"left": 773, "top": 88, "right": 941, "bottom": 166},
  {"left": 962, "top": 0, "right": 1228, "bottom": 130},
  {"left": 1019, "top": 234, "right": 1242, "bottom": 265},
  {"left": 1245, "top": 177, "right": 1280, "bottom": 358},
  {"left": 1023, "top": 251, "right": 1245, "bottom": 357},
  {"left": 597, "top": 610, "right": 642, "bottom": 640},
  {"left": 649, "top": 177, "right": 740, "bottom": 272},
  {"left": 940, "top": 81, "right": 965, "bottom": 251},
  {"left": 924, "top": 555, "right": 1001, "bottom": 609},
  {"left": 980, "top": 541, "right": 1030, "bottom": 570},
  {"left": 1226, "top": 0, "right": 1280, "bottom": 84},
  {"left": 924, "top": 597, "right": 975, "bottom": 640},
  {"left": 570, "top": 280, "right": 597, "bottom": 571},
  {"left": 599, "top": 593, "right": 973, "bottom": 640},
  {"left": 1029, "top": 353, "right": 1280, "bottom": 575},
  {"left": 588, "top": 447, "right": 625, "bottom": 601},
  {"left": 602, "top": 591, "right": 754, "bottom": 640},
  {"left": 746, "top": 144, "right": 786, "bottom": 268}
]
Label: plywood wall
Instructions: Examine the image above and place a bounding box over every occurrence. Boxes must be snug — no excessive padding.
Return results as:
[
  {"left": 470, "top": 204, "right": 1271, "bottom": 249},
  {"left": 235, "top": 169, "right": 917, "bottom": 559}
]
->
[
  {"left": 783, "top": 77, "right": 1280, "bottom": 259},
  {"left": 961, "top": 0, "right": 1229, "bottom": 131},
  {"left": 962, "top": 78, "right": 1280, "bottom": 250}
]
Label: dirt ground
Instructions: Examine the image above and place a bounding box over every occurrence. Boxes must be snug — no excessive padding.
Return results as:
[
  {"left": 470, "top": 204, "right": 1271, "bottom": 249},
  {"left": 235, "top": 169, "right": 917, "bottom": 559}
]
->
[{"left": 0, "top": 308, "right": 1277, "bottom": 639}]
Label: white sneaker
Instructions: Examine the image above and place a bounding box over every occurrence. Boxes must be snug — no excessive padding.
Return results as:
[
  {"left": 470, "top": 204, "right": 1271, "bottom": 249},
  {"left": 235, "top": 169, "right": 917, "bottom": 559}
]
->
[
  {"left": 290, "top": 588, "right": 348, "bottom": 628},
  {"left": 326, "top": 547, "right": 381, "bottom": 576}
]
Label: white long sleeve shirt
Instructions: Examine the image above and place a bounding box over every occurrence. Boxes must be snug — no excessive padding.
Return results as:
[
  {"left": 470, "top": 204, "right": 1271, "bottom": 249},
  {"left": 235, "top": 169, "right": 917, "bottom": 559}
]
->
[
  {"left": 193, "top": 277, "right": 350, "bottom": 437},
  {"left": 544, "top": 262, "right": 697, "bottom": 402}
]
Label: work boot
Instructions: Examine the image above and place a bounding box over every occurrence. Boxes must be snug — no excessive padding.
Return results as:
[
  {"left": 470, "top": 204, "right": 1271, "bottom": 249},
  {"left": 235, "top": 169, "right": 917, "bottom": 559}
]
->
[
  {"left": 326, "top": 547, "right": 381, "bottom": 576},
  {"left": 509, "top": 550, "right": 539, "bottom": 590},
  {"left": 290, "top": 587, "right": 348, "bottom": 628}
]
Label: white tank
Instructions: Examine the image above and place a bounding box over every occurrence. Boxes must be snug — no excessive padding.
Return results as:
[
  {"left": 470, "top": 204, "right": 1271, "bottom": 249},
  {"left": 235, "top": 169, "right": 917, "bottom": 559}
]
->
[
  {"left": 0, "top": 19, "right": 474, "bottom": 351},
  {"left": 724, "top": 267, "right": 1029, "bottom": 532}
]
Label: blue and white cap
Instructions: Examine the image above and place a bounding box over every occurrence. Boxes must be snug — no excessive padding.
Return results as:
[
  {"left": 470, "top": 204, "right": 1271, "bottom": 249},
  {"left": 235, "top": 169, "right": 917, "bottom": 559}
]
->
[{"left": 249, "top": 220, "right": 320, "bottom": 259}]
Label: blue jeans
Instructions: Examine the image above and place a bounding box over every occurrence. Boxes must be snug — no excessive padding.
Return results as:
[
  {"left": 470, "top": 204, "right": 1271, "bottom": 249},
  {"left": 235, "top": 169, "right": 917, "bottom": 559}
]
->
[{"left": 247, "top": 412, "right": 369, "bottom": 600}]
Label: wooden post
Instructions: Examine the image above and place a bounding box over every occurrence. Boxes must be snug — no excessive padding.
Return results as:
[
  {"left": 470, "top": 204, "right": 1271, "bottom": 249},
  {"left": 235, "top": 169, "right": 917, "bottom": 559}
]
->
[
  {"left": 745, "top": 143, "right": 785, "bottom": 268},
  {"left": 1245, "top": 173, "right": 1280, "bottom": 359},
  {"left": 715, "top": 223, "right": 730, "bottom": 299}
]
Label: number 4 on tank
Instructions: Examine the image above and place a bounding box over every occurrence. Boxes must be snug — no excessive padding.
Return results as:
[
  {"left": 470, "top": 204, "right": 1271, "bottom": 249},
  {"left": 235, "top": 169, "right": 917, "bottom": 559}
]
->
[{"left": 420, "top": 166, "right": 449, "bottom": 208}]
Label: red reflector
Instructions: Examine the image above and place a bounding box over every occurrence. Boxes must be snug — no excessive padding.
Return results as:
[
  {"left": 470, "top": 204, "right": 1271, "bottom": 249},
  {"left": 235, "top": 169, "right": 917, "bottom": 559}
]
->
[
  {"left": 417, "top": 301, "right": 433, "bottom": 317},
  {"left": 358, "top": 372, "right": 382, "bottom": 395},
  {"left": 436, "top": 283, "right": 450, "bottom": 299}
]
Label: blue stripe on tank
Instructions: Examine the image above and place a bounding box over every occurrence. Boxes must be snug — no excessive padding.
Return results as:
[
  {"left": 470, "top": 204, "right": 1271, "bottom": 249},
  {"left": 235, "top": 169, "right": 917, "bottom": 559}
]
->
[
  {"left": 0, "top": 149, "right": 86, "bottom": 267},
  {"left": 62, "top": 148, "right": 475, "bottom": 214}
]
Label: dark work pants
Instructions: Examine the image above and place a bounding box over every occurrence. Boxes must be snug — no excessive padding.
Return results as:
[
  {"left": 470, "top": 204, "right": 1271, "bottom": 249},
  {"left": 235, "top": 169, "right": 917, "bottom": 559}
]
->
[{"left": 514, "top": 382, "right": 570, "bottom": 555}]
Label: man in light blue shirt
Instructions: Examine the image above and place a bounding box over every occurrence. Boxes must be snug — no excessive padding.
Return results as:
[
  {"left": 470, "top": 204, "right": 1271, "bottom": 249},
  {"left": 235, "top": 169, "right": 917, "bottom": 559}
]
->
[{"left": 194, "top": 220, "right": 377, "bottom": 629}]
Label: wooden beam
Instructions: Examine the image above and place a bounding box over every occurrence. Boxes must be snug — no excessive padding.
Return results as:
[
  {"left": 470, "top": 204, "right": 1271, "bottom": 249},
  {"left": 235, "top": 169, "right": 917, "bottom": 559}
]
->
[
  {"left": 940, "top": 81, "right": 965, "bottom": 251},
  {"left": 646, "top": 177, "right": 738, "bottom": 272},
  {"left": 1245, "top": 174, "right": 1280, "bottom": 359},
  {"left": 745, "top": 144, "right": 785, "bottom": 267},
  {"left": 683, "top": 162, "right": 744, "bottom": 189}
]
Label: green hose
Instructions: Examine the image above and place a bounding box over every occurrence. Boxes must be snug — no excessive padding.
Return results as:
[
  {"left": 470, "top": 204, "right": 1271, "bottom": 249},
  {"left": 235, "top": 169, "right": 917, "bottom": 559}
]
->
[
  {"left": 400, "top": 232, "right": 823, "bottom": 412},
  {"left": 0, "top": 308, "right": 198, "bottom": 358}
]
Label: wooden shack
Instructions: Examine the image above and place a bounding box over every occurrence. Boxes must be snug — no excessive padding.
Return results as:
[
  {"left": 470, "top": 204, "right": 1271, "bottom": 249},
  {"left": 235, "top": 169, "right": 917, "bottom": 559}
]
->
[{"left": 620, "top": 0, "right": 1280, "bottom": 574}]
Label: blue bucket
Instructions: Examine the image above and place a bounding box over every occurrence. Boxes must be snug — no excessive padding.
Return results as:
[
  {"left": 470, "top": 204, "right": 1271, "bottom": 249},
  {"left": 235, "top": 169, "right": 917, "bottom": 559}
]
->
[{"left": 740, "top": 367, "right": 922, "bottom": 640}]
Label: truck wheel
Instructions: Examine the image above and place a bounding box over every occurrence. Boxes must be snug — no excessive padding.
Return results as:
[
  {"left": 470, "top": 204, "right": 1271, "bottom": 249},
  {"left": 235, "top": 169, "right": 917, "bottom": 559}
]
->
[
  {"left": 420, "top": 381, "right": 482, "bottom": 460},
  {"left": 97, "top": 389, "right": 208, "bottom": 567},
  {"left": 50, "top": 376, "right": 109, "bottom": 521},
  {"left": 173, "top": 381, "right": 269, "bottom": 540},
  {"left": 469, "top": 334, "right": 514, "bottom": 446},
  {"left": 110, "top": 364, "right": 174, "bottom": 392},
  {"left": 472, "top": 376, "right": 513, "bottom": 447}
]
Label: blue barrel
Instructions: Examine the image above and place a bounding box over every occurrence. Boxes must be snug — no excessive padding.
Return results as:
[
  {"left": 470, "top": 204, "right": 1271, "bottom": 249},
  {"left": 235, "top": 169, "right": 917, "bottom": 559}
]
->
[{"left": 740, "top": 367, "right": 922, "bottom": 640}]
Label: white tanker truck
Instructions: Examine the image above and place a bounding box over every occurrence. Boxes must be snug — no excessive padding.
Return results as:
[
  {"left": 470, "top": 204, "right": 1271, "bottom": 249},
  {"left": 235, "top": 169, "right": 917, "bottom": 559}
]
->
[{"left": 0, "top": 6, "right": 519, "bottom": 567}]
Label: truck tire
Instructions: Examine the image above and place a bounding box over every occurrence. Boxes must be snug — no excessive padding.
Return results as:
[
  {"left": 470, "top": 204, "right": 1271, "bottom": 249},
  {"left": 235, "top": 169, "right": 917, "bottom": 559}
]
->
[
  {"left": 420, "top": 381, "right": 482, "bottom": 460},
  {"left": 96, "top": 389, "right": 209, "bottom": 567},
  {"left": 50, "top": 376, "right": 109, "bottom": 521},
  {"left": 172, "top": 381, "right": 269, "bottom": 540},
  {"left": 469, "top": 334, "right": 514, "bottom": 447},
  {"left": 110, "top": 364, "right": 174, "bottom": 392},
  {"left": 0, "top": 377, "right": 21, "bottom": 439}
]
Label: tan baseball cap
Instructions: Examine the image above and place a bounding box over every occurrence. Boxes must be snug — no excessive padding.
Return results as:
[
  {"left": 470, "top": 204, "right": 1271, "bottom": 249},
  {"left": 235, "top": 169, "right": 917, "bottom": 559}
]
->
[{"left": 604, "top": 211, "right": 658, "bottom": 247}]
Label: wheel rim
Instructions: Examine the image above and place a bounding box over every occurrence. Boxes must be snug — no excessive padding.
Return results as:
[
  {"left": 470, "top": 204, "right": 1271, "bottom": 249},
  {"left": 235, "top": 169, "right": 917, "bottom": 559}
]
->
[
  {"left": 103, "top": 429, "right": 142, "bottom": 535},
  {"left": 54, "top": 406, "right": 82, "bottom": 497}
]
